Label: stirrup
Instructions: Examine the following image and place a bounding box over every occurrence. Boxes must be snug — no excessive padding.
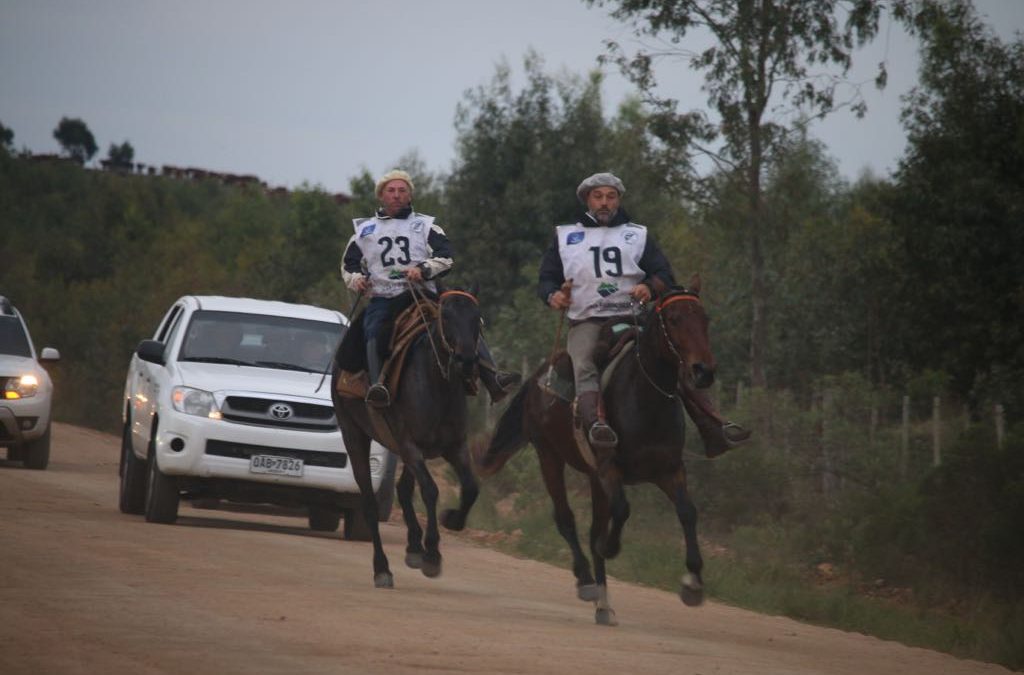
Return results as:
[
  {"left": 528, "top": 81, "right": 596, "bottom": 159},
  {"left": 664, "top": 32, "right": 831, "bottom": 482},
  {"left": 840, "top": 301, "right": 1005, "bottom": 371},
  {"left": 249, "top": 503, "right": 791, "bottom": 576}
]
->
[
  {"left": 587, "top": 421, "right": 618, "bottom": 449},
  {"left": 488, "top": 371, "right": 522, "bottom": 403},
  {"left": 365, "top": 383, "right": 391, "bottom": 408}
]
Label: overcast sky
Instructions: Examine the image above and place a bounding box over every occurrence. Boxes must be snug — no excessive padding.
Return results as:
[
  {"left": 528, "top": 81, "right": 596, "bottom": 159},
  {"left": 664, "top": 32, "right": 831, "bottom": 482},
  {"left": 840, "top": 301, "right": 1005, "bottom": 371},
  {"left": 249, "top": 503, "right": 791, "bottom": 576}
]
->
[{"left": 2, "top": 0, "right": 1022, "bottom": 195}]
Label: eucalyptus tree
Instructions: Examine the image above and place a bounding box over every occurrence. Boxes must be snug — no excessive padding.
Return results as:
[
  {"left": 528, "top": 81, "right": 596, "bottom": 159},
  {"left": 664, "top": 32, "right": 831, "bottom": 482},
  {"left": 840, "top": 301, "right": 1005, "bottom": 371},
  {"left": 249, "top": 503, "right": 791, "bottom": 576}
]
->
[
  {"left": 888, "top": 1, "right": 1024, "bottom": 416},
  {"left": 587, "top": 0, "right": 901, "bottom": 387}
]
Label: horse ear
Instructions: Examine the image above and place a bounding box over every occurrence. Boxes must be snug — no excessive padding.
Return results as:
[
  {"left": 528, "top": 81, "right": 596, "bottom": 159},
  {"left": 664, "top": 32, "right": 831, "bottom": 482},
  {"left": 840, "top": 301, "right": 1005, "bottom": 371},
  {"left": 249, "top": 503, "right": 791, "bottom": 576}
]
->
[{"left": 688, "top": 273, "right": 702, "bottom": 295}]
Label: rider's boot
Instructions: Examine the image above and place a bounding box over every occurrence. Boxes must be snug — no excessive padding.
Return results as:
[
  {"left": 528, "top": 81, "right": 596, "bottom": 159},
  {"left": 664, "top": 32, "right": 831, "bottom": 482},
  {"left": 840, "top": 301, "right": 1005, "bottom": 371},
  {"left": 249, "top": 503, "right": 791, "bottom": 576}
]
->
[
  {"left": 679, "top": 384, "right": 750, "bottom": 458},
  {"left": 477, "top": 339, "right": 522, "bottom": 404},
  {"left": 578, "top": 390, "right": 618, "bottom": 451},
  {"left": 365, "top": 341, "right": 391, "bottom": 408}
]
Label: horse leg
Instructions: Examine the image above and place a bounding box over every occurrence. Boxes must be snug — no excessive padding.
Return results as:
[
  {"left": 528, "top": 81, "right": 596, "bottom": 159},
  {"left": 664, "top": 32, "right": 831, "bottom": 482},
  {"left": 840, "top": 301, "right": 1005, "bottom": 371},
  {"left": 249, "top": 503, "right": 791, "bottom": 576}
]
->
[
  {"left": 588, "top": 474, "right": 617, "bottom": 626},
  {"left": 536, "top": 445, "right": 596, "bottom": 601},
  {"left": 656, "top": 470, "right": 705, "bottom": 606},
  {"left": 344, "top": 423, "right": 392, "bottom": 588},
  {"left": 396, "top": 463, "right": 425, "bottom": 569},
  {"left": 439, "top": 444, "right": 478, "bottom": 532},
  {"left": 595, "top": 464, "right": 629, "bottom": 560},
  {"left": 408, "top": 458, "right": 443, "bottom": 578}
]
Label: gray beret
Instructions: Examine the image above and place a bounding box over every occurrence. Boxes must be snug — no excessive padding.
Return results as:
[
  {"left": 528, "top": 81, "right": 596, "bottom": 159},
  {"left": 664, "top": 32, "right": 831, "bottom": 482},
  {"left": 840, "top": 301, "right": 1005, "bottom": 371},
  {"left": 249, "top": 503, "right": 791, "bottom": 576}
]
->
[{"left": 576, "top": 172, "right": 625, "bottom": 203}]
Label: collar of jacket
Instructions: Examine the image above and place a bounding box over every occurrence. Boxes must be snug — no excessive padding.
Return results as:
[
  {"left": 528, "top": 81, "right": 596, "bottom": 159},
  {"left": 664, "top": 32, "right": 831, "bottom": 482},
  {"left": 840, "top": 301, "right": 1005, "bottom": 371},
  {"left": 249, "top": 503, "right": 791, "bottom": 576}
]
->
[
  {"left": 375, "top": 206, "right": 414, "bottom": 220},
  {"left": 579, "top": 207, "right": 631, "bottom": 228}
]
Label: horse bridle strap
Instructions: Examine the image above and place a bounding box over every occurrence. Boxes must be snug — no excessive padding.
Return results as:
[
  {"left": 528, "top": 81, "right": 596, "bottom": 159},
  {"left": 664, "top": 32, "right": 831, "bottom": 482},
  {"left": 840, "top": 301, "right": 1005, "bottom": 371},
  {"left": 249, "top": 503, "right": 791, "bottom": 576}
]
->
[
  {"left": 655, "top": 292, "right": 701, "bottom": 313},
  {"left": 439, "top": 289, "right": 479, "bottom": 305}
]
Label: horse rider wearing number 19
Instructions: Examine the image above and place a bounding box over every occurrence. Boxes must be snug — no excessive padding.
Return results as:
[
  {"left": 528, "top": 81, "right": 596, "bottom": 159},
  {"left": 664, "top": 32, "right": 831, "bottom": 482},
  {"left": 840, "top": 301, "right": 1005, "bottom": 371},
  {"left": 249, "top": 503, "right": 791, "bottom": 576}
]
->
[
  {"left": 341, "top": 169, "right": 520, "bottom": 408},
  {"left": 538, "top": 172, "right": 750, "bottom": 456}
]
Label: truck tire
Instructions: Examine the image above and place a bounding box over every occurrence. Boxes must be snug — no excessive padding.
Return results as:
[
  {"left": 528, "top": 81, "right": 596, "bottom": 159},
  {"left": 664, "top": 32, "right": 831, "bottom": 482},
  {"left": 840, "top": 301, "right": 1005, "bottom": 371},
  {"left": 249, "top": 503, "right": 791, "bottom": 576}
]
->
[
  {"left": 144, "top": 435, "right": 180, "bottom": 524},
  {"left": 119, "top": 420, "right": 147, "bottom": 514},
  {"left": 22, "top": 424, "right": 50, "bottom": 470}
]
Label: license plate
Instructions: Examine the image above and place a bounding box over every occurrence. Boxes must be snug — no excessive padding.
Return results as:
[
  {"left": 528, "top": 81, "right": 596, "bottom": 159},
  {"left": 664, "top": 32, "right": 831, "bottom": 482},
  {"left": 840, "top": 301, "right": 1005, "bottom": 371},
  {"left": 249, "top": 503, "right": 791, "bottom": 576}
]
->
[{"left": 249, "top": 454, "right": 304, "bottom": 477}]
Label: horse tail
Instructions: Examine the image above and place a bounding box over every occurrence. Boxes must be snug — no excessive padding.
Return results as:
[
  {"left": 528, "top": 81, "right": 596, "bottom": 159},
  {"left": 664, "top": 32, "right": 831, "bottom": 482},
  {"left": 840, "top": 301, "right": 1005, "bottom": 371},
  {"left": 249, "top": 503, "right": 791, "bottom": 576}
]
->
[{"left": 476, "top": 381, "right": 531, "bottom": 477}]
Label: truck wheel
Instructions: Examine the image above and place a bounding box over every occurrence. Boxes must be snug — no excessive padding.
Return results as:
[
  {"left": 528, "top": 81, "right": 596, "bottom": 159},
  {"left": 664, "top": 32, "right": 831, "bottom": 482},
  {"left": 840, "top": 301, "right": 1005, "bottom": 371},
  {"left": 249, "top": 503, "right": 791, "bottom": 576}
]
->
[
  {"left": 308, "top": 505, "right": 341, "bottom": 532},
  {"left": 144, "top": 436, "right": 180, "bottom": 524},
  {"left": 22, "top": 425, "right": 51, "bottom": 470},
  {"left": 118, "top": 421, "right": 147, "bottom": 514}
]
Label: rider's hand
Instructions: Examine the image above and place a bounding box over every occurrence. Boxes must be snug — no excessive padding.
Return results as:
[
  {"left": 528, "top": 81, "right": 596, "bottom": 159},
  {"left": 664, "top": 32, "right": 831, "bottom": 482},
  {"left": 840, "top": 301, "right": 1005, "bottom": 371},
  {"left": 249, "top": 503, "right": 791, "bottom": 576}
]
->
[
  {"left": 630, "top": 283, "right": 652, "bottom": 303},
  {"left": 548, "top": 290, "right": 571, "bottom": 310},
  {"left": 350, "top": 275, "right": 369, "bottom": 293},
  {"left": 405, "top": 266, "right": 424, "bottom": 283}
]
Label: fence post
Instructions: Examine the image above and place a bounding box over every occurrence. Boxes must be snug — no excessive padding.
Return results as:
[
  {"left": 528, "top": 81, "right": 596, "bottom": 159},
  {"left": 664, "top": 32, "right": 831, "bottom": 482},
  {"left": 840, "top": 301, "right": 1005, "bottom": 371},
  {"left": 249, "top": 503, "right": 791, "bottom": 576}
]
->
[
  {"left": 932, "top": 396, "right": 941, "bottom": 467},
  {"left": 901, "top": 395, "right": 910, "bottom": 479},
  {"left": 821, "top": 390, "right": 837, "bottom": 498},
  {"left": 736, "top": 381, "right": 745, "bottom": 408},
  {"left": 996, "top": 403, "right": 1005, "bottom": 449}
]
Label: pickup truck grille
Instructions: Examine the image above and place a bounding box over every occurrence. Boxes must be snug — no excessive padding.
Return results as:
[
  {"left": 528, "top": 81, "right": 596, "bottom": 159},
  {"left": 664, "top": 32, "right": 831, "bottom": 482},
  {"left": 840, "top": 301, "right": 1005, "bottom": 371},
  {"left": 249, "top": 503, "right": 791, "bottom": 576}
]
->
[
  {"left": 205, "top": 439, "right": 347, "bottom": 468},
  {"left": 220, "top": 395, "right": 337, "bottom": 431}
]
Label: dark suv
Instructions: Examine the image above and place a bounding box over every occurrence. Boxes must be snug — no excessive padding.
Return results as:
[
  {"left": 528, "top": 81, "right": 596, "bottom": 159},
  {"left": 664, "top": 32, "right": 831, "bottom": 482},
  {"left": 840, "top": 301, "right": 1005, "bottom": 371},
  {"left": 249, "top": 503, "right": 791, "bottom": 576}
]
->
[{"left": 0, "top": 296, "right": 60, "bottom": 469}]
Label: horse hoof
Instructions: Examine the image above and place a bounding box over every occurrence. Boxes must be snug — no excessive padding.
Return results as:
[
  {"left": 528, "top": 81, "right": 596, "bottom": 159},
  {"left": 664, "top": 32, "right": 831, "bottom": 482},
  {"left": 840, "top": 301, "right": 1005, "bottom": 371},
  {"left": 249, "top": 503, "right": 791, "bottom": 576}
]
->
[
  {"left": 679, "top": 573, "right": 704, "bottom": 607},
  {"left": 595, "top": 608, "right": 618, "bottom": 626},
  {"left": 440, "top": 508, "right": 466, "bottom": 531},
  {"left": 374, "top": 572, "right": 394, "bottom": 589},
  {"left": 405, "top": 552, "right": 423, "bottom": 569},
  {"left": 577, "top": 583, "right": 599, "bottom": 602},
  {"left": 421, "top": 557, "right": 442, "bottom": 578}
]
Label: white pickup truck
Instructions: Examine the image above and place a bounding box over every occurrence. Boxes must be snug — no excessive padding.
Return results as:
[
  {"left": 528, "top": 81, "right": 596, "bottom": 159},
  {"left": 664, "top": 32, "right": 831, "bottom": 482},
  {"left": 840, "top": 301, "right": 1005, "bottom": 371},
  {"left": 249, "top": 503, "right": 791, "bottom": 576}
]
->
[{"left": 118, "top": 295, "right": 394, "bottom": 538}]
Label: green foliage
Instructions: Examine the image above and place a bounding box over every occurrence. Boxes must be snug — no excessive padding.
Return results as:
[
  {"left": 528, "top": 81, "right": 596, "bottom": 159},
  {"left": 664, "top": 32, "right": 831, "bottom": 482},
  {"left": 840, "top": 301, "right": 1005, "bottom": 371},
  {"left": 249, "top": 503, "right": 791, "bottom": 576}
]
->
[
  {"left": 888, "top": 2, "right": 1024, "bottom": 416},
  {"left": 0, "top": 120, "right": 13, "bottom": 153},
  {"left": 106, "top": 140, "right": 134, "bottom": 167},
  {"left": 0, "top": 154, "right": 347, "bottom": 431},
  {"left": 52, "top": 116, "right": 98, "bottom": 164}
]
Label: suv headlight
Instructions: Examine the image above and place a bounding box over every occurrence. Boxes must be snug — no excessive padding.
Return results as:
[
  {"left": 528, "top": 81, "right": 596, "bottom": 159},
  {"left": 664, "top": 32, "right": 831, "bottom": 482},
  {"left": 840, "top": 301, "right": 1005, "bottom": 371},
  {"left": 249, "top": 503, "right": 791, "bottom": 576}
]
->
[
  {"left": 4, "top": 374, "right": 39, "bottom": 399},
  {"left": 171, "top": 386, "right": 221, "bottom": 419}
]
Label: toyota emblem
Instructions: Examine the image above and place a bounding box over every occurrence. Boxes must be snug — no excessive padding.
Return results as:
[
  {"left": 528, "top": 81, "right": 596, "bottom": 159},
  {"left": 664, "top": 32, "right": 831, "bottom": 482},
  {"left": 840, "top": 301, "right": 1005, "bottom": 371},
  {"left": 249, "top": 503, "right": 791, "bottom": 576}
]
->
[{"left": 269, "top": 403, "right": 294, "bottom": 420}]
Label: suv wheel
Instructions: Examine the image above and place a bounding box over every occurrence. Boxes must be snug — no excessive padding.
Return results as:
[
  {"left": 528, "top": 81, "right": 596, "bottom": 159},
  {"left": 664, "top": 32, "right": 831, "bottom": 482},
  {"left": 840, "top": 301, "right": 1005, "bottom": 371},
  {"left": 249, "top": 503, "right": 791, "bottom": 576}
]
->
[
  {"left": 308, "top": 505, "right": 341, "bottom": 532},
  {"left": 118, "top": 421, "right": 147, "bottom": 514},
  {"left": 22, "top": 424, "right": 51, "bottom": 470},
  {"left": 144, "top": 436, "right": 180, "bottom": 524}
]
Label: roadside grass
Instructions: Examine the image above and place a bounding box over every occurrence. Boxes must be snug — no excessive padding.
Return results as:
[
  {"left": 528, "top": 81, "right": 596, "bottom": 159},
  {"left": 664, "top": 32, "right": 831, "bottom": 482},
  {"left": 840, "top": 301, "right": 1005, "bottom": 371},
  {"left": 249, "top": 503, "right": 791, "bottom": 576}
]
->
[{"left": 450, "top": 453, "right": 1023, "bottom": 671}]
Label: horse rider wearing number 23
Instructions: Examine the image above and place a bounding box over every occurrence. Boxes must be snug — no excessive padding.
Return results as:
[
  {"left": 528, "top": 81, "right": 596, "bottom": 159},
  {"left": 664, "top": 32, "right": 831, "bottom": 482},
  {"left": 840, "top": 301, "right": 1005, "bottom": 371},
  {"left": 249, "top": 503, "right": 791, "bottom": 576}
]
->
[
  {"left": 537, "top": 172, "right": 750, "bottom": 456},
  {"left": 341, "top": 169, "right": 521, "bottom": 408}
]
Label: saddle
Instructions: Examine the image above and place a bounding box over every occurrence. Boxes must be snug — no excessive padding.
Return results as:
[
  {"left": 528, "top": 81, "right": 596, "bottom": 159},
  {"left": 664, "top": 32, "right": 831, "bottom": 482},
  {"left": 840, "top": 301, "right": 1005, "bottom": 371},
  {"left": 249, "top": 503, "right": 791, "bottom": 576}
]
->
[
  {"left": 540, "top": 316, "right": 640, "bottom": 404},
  {"left": 335, "top": 299, "right": 441, "bottom": 400}
]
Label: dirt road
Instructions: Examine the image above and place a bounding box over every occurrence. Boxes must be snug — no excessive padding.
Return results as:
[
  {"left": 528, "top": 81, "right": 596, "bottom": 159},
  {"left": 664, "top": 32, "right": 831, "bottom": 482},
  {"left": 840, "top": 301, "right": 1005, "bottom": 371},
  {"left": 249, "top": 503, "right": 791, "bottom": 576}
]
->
[{"left": 0, "top": 424, "right": 1010, "bottom": 674}]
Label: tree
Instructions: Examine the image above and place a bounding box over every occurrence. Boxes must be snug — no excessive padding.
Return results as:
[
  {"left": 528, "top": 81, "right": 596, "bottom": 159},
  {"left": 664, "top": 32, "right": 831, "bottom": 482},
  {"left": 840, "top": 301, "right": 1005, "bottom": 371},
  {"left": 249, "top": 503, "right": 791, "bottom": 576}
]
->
[
  {"left": 106, "top": 140, "right": 134, "bottom": 168},
  {"left": 0, "top": 121, "right": 13, "bottom": 153},
  {"left": 588, "top": 0, "right": 897, "bottom": 388},
  {"left": 53, "top": 117, "right": 98, "bottom": 164},
  {"left": 887, "top": 1, "right": 1024, "bottom": 416}
]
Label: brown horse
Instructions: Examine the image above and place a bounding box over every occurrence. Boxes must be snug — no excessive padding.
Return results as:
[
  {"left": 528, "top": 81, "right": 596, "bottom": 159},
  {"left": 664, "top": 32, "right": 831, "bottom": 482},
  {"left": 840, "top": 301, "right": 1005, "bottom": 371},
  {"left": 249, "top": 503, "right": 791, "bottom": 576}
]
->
[{"left": 478, "top": 275, "right": 713, "bottom": 625}]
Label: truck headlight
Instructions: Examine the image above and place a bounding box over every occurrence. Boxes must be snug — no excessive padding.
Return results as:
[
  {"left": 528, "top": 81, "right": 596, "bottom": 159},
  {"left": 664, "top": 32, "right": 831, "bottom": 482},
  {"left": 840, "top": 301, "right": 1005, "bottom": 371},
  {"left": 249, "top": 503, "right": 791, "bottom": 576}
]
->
[
  {"left": 171, "top": 386, "right": 221, "bottom": 419},
  {"left": 4, "top": 374, "right": 39, "bottom": 399}
]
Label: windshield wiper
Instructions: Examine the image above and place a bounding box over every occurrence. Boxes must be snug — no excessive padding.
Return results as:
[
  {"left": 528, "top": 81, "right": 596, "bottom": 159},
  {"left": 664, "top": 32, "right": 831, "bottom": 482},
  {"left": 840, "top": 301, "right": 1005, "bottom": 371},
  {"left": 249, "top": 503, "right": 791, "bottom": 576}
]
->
[
  {"left": 253, "top": 360, "right": 318, "bottom": 373},
  {"left": 181, "top": 356, "right": 253, "bottom": 366}
]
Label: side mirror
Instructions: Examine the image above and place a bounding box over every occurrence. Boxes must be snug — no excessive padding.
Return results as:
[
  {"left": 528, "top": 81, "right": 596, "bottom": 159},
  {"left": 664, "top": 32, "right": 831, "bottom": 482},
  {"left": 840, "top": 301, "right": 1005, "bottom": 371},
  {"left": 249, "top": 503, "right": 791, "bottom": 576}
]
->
[
  {"left": 136, "top": 339, "right": 166, "bottom": 365},
  {"left": 39, "top": 347, "right": 61, "bottom": 362}
]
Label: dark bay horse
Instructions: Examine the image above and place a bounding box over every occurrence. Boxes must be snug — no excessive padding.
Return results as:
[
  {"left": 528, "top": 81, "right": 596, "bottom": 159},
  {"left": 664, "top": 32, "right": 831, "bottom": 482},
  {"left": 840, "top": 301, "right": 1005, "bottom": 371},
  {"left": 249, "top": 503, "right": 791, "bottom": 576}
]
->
[
  {"left": 332, "top": 287, "right": 482, "bottom": 588},
  {"left": 478, "top": 275, "right": 713, "bottom": 625}
]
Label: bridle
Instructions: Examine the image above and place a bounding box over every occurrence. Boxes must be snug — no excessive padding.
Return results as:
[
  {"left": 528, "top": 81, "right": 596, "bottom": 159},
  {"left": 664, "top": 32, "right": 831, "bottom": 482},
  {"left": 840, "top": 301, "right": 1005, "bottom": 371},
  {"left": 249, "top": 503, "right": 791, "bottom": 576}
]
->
[
  {"left": 632, "top": 289, "right": 703, "bottom": 399},
  {"left": 407, "top": 282, "right": 480, "bottom": 379}
]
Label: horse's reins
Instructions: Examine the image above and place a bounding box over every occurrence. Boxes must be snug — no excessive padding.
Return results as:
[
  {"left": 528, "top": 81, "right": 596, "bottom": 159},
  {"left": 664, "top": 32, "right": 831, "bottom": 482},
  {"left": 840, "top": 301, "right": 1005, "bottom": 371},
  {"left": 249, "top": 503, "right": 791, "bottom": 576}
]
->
[
  {"left": 405, "top": 279, "right": 449, "bottom": 377},
  {"left": 631, "top": 291, "right": 703, "bottom": 399}
]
